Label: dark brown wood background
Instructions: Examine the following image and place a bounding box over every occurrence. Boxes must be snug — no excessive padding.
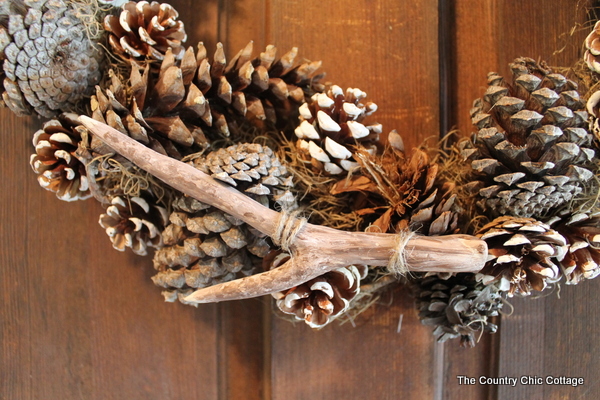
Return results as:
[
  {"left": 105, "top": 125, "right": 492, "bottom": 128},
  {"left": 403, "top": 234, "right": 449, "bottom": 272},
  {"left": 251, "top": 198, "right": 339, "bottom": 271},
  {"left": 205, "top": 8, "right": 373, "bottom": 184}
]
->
[{"left": 1, "top": 1, "right": 599, "bottom": 399}]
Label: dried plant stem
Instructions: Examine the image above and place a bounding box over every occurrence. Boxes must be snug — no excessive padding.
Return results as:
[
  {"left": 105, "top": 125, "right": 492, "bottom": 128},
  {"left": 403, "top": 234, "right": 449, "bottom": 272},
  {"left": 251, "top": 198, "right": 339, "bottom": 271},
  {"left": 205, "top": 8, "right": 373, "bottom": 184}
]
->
[{"left": 80, "top": 117, "right": 488, "bottom": 303}]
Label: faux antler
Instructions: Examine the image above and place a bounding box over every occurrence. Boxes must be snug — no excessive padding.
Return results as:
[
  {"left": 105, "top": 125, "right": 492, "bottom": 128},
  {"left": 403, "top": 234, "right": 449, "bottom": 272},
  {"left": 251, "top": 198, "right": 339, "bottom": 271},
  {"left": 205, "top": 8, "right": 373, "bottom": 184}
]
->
[{"left": 80, "top": 116, "right": 487, "bottom": 303}]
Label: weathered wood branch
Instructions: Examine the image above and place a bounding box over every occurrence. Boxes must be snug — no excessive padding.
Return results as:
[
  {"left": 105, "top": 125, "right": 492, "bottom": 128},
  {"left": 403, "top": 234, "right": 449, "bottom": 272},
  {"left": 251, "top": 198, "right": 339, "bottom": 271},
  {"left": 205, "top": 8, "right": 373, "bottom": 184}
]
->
[{"left": 80, "top": 116, "right": 487, "bottom": 303}]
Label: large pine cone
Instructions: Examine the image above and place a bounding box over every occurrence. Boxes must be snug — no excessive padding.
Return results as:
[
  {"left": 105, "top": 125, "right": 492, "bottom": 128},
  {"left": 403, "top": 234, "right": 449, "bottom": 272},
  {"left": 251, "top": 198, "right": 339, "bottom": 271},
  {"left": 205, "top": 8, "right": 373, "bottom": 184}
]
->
[
  {"left": 462, "top": 57, "right": 595, "bottom": 219},
  {"left": 294, "top": 85, "right": 380, "bottom": 175},
  {"left": 152, "top": 143, "right": 296, "bottom": 304},
  {"left": 0, "top": 0, "right": 103, "bottom": 117},
  {"left": 549, "top": 211, "right": 600, "bottom": 285},
  {"left": 476, "top": 216, "right": 567, "bottom": 296},
  {"left": 86, "top": 40, "right": 323, "bottom": 159},
  {"left": 99, "top": 193, "right": 168, "bottom": 256},
  {"left": 268, "top": 251, "right": 368, "bottom": 328},
  {"left": 29, "top": 113, "right": 90, "bottom": 201},
  {"left": 331, "top": 141, "right": 460, "bottom": 236},
  {"left": 88, "top": 67, "right": 210, "bottom": 161},
  {"left": 104, "top": 1, "right": 186, "bottom": 61},
  {"left": 415, "top": 273, "right": 503, "bottom": 348}
]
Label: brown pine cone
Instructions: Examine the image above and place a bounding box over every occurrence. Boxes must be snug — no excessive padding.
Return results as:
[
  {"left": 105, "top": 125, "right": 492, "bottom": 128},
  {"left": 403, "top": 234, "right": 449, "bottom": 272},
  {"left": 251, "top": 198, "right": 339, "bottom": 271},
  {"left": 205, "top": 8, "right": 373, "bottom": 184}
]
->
[
  {"left": 476, "top": 216, "right": 567, "bottom": 296},
  {"left": 85, "top": 40, "right": 323, "bottom": 158},
  {"left": 462, "top": 57, "right": 594, "bottom": 219},
  {"left": 99, "top": 193, "right": 168, "bottom": 256},
  {"left": 29, "top": 113, "right": 90, "bottom": 201},
  {"left": 415, "top": 273, "right": 503, "bottom": 347},
  {"left": 152, "top": 143, "right": 297, "bottom": 304},
  {"left": 88, "top": 67, "right": 210, "bottom": 161},
  {"left": 549, "top": 211, "right": 600, "bottom": 284},
  {"left": 331, "top": 140, "right": 460, "bottom": 236},
  {"left": 585, "top": 21, "right": 600, "bottom": 74},
  {"left": 0, "top": 0, "right": 103, "bottom": 117},
  {"left": 269, "top": 251, "right": 368, "bottom": 328},
  {"left": 104, "top": 1, "right": 187, "bottom": 61},
  {"left": 294, "top": 85, "right": 380, "bottom": 175}
]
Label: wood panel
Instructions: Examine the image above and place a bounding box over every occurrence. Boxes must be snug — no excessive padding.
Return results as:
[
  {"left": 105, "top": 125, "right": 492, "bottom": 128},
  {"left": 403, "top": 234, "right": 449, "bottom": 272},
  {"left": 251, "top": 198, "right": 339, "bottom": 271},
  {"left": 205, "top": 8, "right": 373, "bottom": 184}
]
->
[
  {"left": 264, "top": 1, "right": 442, "bottom": 399},
  {"left": 451, "top": 1, "right": 600, "bottom": 399}
]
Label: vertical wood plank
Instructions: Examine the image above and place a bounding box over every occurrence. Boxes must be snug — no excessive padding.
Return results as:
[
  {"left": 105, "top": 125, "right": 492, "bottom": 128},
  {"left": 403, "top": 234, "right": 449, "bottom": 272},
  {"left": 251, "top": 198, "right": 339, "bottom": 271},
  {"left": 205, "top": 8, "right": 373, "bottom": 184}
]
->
[
  {"left": 0, "top": 107, "right": 222, "bottom": 399},
  {"left": 267, "top": 0, "right": 440, "bottom": 151},
  {"left": 264, "top": 1, "right": 442, "bottom": 398},
  {"left": 264, "top": 0, "right": 441, "bottom": 398},
  {"left": 270, "top": 289, "right": 436, "bottom": 399},
  {"left": 451, "top": 1, "right": 600, "bottom": 399}
]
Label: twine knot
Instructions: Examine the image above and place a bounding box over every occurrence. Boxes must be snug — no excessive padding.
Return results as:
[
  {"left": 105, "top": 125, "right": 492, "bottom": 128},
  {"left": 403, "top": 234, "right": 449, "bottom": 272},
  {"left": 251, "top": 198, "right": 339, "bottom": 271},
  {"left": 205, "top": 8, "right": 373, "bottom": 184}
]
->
[
  {"left": 272, "top": 210, "right": 307, "bottom": 252},
  {"left": 388, "top": 229, "right": 416, "bottom": 276}
]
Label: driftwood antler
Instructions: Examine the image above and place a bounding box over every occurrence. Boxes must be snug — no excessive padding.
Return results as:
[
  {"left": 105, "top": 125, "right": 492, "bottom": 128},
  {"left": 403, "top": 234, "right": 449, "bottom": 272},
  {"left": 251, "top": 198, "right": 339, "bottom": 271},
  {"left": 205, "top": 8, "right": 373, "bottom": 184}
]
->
[{"left": 80, "top": 116, "right": 487, "bottom": 303}]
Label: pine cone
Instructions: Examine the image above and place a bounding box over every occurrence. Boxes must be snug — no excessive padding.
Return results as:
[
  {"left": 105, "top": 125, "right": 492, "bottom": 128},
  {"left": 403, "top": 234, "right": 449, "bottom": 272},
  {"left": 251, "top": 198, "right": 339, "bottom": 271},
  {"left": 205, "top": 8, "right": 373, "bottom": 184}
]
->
[
  {"left": 268, "top": 251, "right": 368, "bottom": 328},
  {"left": 88, "top": 67, "right": 210, "bottom": 161},
  {"left": 152, "top": 143, "right": 296, "bottom": 304},
  {"left": 586, "top": 90, "right": 600, "bottom": 144},
  {"left": 415, "top": 273, "right": 503, "bottom": 348},
  {"left": 103, "top": 1, "right": 187, "bottom": 61},
  {"left": 99, "top": 193, "right": 168, "bottom": 256},
  {"left": 29, "top": 113, "right": 91, "bottom": 201},
  {"left": 331, "top": 141, "right": 460, "bottom": 235},
  {"left": 294, "top": 85, "right": 380, "bottom": 174},
  {"left": 462, "top": 57, "right": 594, "bottom": 219},
  {"left": 585, "top": 21, "right": 600, "bottom": 74},
  {"left": 549, "top": 211, "right": 600, "bottom": 284},
  {"left": 0, "top": 0, "right": 103, "bottom": 117},
  {"left": 476, "top": 216, "right": 567, "bottom": 296},
  {"left": 86, "top": 40, "right": 323, "bottom": 158}
]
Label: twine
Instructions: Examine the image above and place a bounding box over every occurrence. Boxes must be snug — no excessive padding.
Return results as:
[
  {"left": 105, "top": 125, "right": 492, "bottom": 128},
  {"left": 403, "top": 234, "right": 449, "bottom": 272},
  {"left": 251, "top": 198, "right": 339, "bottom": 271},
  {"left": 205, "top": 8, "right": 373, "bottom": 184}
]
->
[
  {"left": 272, "top": 210, "right": 307, "bottom": 252},
  {"left": 387, "top": 230, "right": 417, "bottom": 276}
]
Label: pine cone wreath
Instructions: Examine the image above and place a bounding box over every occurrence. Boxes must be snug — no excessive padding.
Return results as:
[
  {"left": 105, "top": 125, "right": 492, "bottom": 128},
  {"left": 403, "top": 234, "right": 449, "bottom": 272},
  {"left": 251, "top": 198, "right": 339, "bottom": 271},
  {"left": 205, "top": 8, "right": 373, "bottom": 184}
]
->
[
  {"left": 0, "top": 0, "right": 103, "bottom": 117},
  {"left": 152, "top": 143, "right": 297, "bottom": 305},
  {"left": 548, "top": 211, "right": 600, "bottom": 285},
  {"left": 415, "top": 273, "right": 503, "bottom": 348},
  {"left": 585, "top": 20, "right": 600, "bottom": 74},
  {"left": 268, "top": 251, "right": 369, "bottom": 328},
  {"left": 29, "top": 112, "right": 91, "bottom": 201},
  {"left": 99, "top": 192, "right": 168, "bottom": 256},
  {"left": 294, "top": 85, "right": 380, "bottom": 175},
  {"left": 462, "top": 57, "right": 595, "bottom": 219},
  {"left": 331, "top": 139, "right": 460, "bottom": 236},
  {"left": 104, "top": 1, "right": 187, "bottom": 61},
  {"left": 476, "top": 216, "right": 568, "bottom": 296}
]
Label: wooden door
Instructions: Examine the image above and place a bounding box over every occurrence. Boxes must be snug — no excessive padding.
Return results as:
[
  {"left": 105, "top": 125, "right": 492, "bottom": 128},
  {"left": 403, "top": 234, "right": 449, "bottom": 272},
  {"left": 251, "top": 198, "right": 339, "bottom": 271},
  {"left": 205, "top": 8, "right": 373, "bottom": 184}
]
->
[{"left": 1, "top": 1, "right": 599, "bottom": 399}]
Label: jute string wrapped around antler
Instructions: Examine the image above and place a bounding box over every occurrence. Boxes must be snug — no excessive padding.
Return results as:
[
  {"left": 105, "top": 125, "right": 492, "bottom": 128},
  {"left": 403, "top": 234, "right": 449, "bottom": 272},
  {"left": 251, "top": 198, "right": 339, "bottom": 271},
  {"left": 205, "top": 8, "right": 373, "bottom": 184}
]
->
[
  {"left": 80, "top": 117, "right": 487, "bottom": 303},
  {"left": 272, "top": 210, "right": 308, "bottom": 252}
]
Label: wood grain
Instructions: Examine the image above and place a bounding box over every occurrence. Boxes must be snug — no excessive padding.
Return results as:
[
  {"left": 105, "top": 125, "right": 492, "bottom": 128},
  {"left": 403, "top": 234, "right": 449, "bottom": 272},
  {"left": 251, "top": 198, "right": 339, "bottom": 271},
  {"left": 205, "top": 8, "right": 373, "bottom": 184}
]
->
[
  {"left": 2, "top": 1, "right": 600, "bottom": 399},
  {"left": 263, "top": 1, "right": 442, "bottom": 399}
]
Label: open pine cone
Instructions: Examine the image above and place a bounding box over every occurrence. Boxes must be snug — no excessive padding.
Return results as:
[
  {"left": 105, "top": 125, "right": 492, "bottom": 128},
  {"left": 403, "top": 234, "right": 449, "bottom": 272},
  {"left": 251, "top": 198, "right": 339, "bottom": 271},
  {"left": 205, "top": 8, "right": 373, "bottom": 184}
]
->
[
  {"left": 294, "top": 85, "right": 380, "bottom": 175},
  {"left": 331, "top": 140, "right": 460, "bottom": 236},
  {"left": 85, "top": 40, "right": 323, "bottom": 160},
  {"left": 585, "top": 20, "right": 600, "bottom": 74},
  {"left": 415, "top": 273, "right": 503, "bottom": 348},
  {"left": 0, "top": 0, "right": 103, "bottom": 117},
  {"left": 476, "top": 216, "right": 567, "bottom": 296},
  {"left": 462, "top": 57, "right": 594, "bottom": 219},
  {"left": 99, "top": 193, "right": 168, "bottom": 256},
  {"left": 29, "top": 113, "right": 91, "bottom": 201},
  {"left": 549, "top": 211, "right": 600, "bottom": 284},
  {"left": 104, "top": 1, "right": 187, "bottom": 61},
  {"left": 268, "top": 251, "right": 368, "bottom": 328}
]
